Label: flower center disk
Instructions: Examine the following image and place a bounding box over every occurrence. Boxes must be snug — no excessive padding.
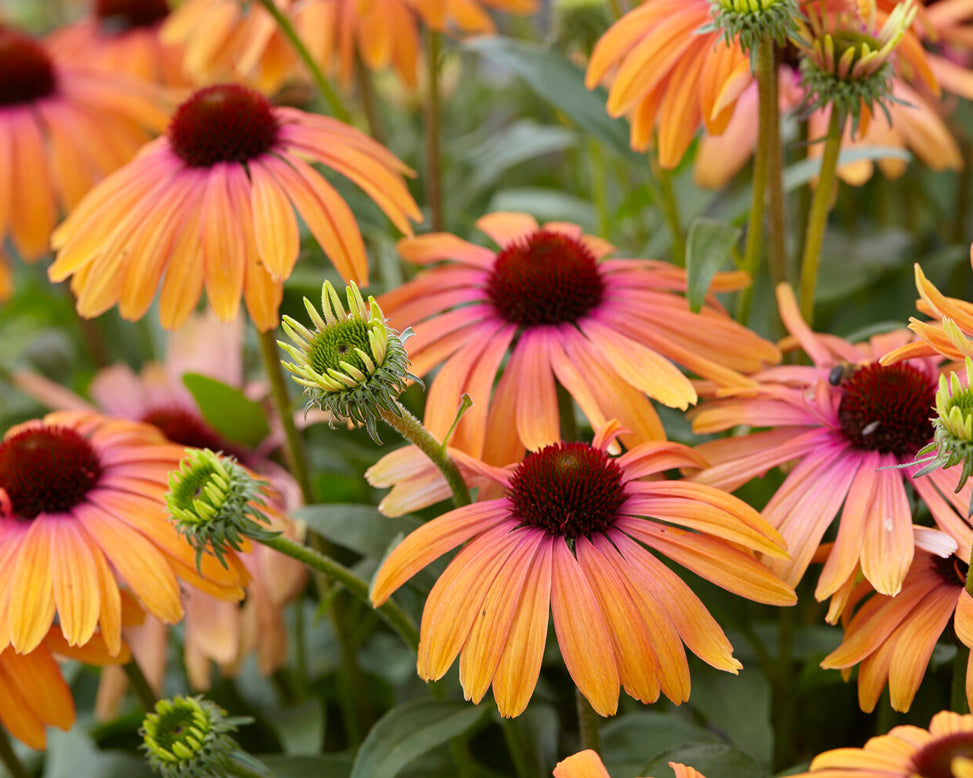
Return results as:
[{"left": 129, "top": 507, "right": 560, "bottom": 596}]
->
[
  {"left": 141, "top": 406, "right": 225, "bottom": 451},
  {"left": 486, "top": 231, "right": 605, "bottom": 327},
  {"left": 910, "top": 732, "right": 973, "bottom": 778},
  {"left": 0, "top": 28, "right": 57, "bottom": 106},
  {"left": 0, "top": 426, "right": 102, "bottom": 519},
  {"left": 507, "top": 442, "right": 628, "bottom": 539},
  {"left": 168, "top": 84, "right": 280, "bottom": 168},
  {"left": 836, "top": 363, "right": 935, "bottom": 458},
  {"left": 96, "top": 0, "right": 170, "bottom": 31},
  {"left": 308, "top": 319, "right": 375, "bottom": 380}
]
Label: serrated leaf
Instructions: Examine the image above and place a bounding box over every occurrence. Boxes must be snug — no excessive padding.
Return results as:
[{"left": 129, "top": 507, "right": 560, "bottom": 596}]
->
[
  {"left": 349, "top": 699, "right": 485, "bottom": 778},
  {"left": 636, "top": 742, "right": 769, "bottom": 778},
  {"left": 182, "top": 372, "right": 271, "bottom": 450},
  {"left": 465, "top": 36, "right": 639, "bottom": 162},
  {"left": 685, "top": 218, "right": 741, "bottom": 312},
  {"left": 295, "top": 504, "right": 422, "bottom": 558}
]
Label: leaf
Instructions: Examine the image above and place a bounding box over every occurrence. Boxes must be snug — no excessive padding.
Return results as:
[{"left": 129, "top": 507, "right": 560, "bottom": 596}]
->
[
  {"left": 261, "top": 755, "right": 354, "bottom": 778},
  {"left": 465, "top": 36, "right": 639, "bottom": 162},
  {"left": 602, "top": 711, "right": 722, "bottom": 777},
  {"left": 295, "top": 503, "right": 422, "bottom": 558},
  {"left": 689, "top": 667, "right": 773, "bottom": 768},
  {"left": 685, "top": 218, "right": 741, "bottom": 312},
  {"left": 44, "top": 730, "right": 153, "bottom": 778},
  {"left": 636, "top": 742, "right": 769, "bottom": 778},
  {"left": 349, "top": 699, "right": 486, "bottom": 778},
  {"left": 181, "top": 373, "right": 271, "bottom": 449},
  {"left": 465, "top": 121, "right": 578, "bottom": 193}
]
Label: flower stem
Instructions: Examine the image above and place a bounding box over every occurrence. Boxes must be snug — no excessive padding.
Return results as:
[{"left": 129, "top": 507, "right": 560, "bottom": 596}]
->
[
  {"left": 736, "top": 37, "right": 774, "bottom": 324},
  {"left": 355, "top": 52, "right": 386, "bottom": 144},
  {"left": 648, "top": 151, "right": 685, "bottom": 266},
  {"left": 501, "top": 718, "right": 538, "bottom": 778},
  {"left": 576, "top": 688, "right": 601, "bottom": 754},
  {"left": 379, "top": 402, "right": 471, "bottom": 508},
  {"left": 256, "top": 328, "right": 315, "bottom": 505},
  {"left": 123, "top": 656, "right": 159, "bottom": 711},
  {"left": 254, "top": 0, "right": 351, "bottom": 123},
  {"left": 588, "top": 138, "right": 610, "bottom": 238},
  {"left": 798, "top": 109, "right": 844, "bottom": 327},
  {"left": 260, "top": 533, "right": 420, "bottom": 649},
  {"left": 952, "top": 641, "right": 971, "bottom": 714},
  {"left": 765, "top": 45, "right": 787, "bottom": 291},
  {"left": 0, "top": 726, "right": 29, "bottom": 778},
  {"left": 424, "top": 29, "right": 444, "bottom": 231}
]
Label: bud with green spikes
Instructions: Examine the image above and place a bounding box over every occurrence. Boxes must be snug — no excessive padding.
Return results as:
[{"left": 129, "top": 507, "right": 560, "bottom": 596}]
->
[
  {"left": 141, "top": 696, "right": 269, "bottom": 778},
  {"left": 703, "top": 0, "right": 802, "bottom": 66},
  {"left": 791, "top": 0, "right": 917, "bottom": 132},
  {"left": 279, "top": 280, "right": 419, "bottom": 443},
  {"left": 166, "top": 448, "right": 280, "bottom": 571}
]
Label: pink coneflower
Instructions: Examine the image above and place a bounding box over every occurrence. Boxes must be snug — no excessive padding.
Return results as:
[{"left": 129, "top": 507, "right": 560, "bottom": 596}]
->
[
  {"left": 0, "top": 411, "right": 248, "bottom": 657},
  {"left": 380, "top": 211, "right": 779, "bottom": 464},
  {"left": 0, "top": 24, "right": 168, "bottom": 261},
  {"left": 691, "top": 283, "right": 969, "bottom": 603},
  {"left": 46, "top": 0, "right": 189, "bottom": 87},
  {"left": 48, "top": 82, "right": 421, "bottom": 331},
  {"left": 371, "top": 424, "right": 795, "bottom": 718}
]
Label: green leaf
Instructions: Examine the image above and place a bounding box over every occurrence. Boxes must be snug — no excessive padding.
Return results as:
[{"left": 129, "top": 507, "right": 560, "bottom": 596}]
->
[
  {"left": 261, "top": 754, "right": 354, "bottom": 778},
  {"left": 349, "top": 699, "right": 486, "bottom": 778},
  {"left": 689, "top": 667, "right": 773, "bottom": 767},
  {"left": 44, "top": 730, "right": 153, "bottom": 778},
  {"left": 636, "top": 742, "right": 769, "bottom": 778},
  {"left": 464, "top": 120, "right": 578, "bottom": 193},
  {"left": 294, "top": 503, "right": 421, "bottom": 558},
  {"left": 182, "top": 373, "right": 271, "bottom": 450},
  {"left": 602, "top": 712, "right": 722, "bottom": 777},
  {"left": 464, "top": 36, "right": 639, "bottom": 162},
  {"left": 685, "top": 218, "right": 741, "bottom": 312}
]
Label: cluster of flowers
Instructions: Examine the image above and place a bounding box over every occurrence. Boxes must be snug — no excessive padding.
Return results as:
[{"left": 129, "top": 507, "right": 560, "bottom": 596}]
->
[{"left": 4, "top": 0, "right": 973, "bottom": 775}]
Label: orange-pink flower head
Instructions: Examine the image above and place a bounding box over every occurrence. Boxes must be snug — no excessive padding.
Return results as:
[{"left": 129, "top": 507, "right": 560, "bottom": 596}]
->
[
  {"left": 691, "top": 284, "right": 968, "bottom": 606},
  {"left": 585, "top": 0, "right": 753, "bottom": 166},
  {"left": 0, "top": 411, "right": 249, "bottom": 658},
  {"left": 381, "top": 212, "right": 779, "bottom": 464},
  {"left": 787, "top": 710, "right": 973, "bottom": 777},
  {"left": 48, "top": 83, "right": 421, "bottom": 332},
  {"left": 371, "top": 425, "right": 795, "bottom": 718},
  {"left": 0, "top": 25, "right": 169, "bottom": 263},
  {"left": 46, "top": 0, "right": 190, "bottom": 87}
]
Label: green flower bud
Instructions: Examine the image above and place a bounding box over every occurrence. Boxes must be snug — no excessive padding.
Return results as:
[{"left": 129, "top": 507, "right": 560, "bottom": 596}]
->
[
  {"left": 704, "top": 0, "right": 802, "bottom": 64},
  {"left": 279, "top": 280, "right": 419, "bottom": 443},
  {"left": 141, "top": 696, "right": 268, "bottom": 778},
  {"left": 166, "top": 448, "right": 279, "bottom": 570}
]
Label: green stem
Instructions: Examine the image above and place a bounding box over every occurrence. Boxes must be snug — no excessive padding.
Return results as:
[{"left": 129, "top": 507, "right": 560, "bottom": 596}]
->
[
  {"left": 260, "top": 533, "right": 419, "bottom": 649},
  {"left": 772, "top": 604, "right": 795, "bottom": 770},
  {"left": 736, "top": 37, "right": 774, "bottom": 324},
  {"left": 424, "top": 29, "right": 444, "bottom": 231},
  {"left": 0, "top": 725, "right": 30, "bottom": 778},
  {"left": 648, "top": 151, "right": 685, "bottom": 266},
  {"left": 952, "top": 641, "right": 971, "bottom": 714},
  {"left": 355, "top": 52, "right": 386, "bottom": 144},
  {"left": 379, "top": 402, "right": 471, "bottom": 508},
  {"left": 798, "top": 110, "right": 844, "bottom": 328},
  {"left": 257, "top": 328, "right": 315, "bottom": 505},
  {"left": 123, "top": 657, "right": 159, "bottom": 711},
  {"left": 576, "top": 688, "right": 601, "bottom": 754},
  {"left": 501, "top": 718, "right": 537, "bottom": 778},
  {"left": 254, "top": 0, "right": 351, "bottom": 123},
  {"left": 766, "top": 45, "right": 787, "bottom": 291},
  {"left": 588, "top": 138, "right": 610, "bottom": 238}
]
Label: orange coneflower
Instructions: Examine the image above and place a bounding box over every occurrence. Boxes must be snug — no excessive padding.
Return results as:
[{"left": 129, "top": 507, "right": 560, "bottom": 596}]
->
[
  {"left": 161, "top": 0, "right": 302, "bottom": 93},
  {"left": 48, "top": 82, "right": 421, "bottom": 332},
  {"left": 553, "top": 750, "right": 704, "bottom": 778},
  {"left": 0, "top": 625, "right": 129, "bottom": 749},
  {"left": 787, "top": 710, "right": 973, "bottom": 777},
  {"left": 0, "top": 410, "right": 248, "bottom": 657},
  {"left": 46, "top": 0, "right": 189, "bottom": 87},
  {"left": 380, "top": 211, "right": 779, "bottom": 464},
  {"left": 821, "top": 537, "right": 973, "bottom": 713},
  {"left": 690, "top": 283, "right": 968, "bottom": 604},
  {"left": 585, "top": 0, "right": 753, "bottom": 166},
  {"left": 0, "top": 25, "right": 168, "bottom": 262},
  {"left": 371, "top": 423, "right": 795, "bottom": 718}
]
